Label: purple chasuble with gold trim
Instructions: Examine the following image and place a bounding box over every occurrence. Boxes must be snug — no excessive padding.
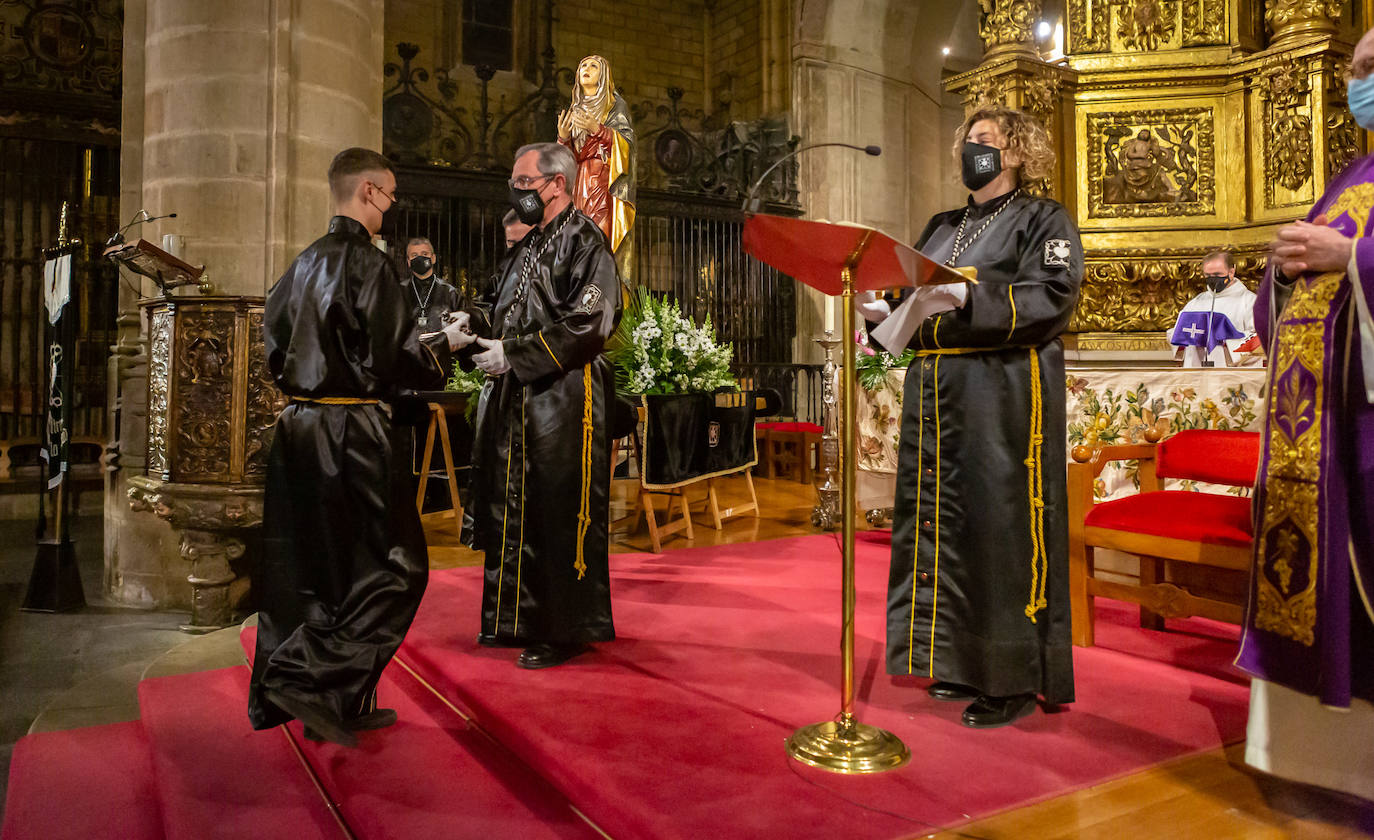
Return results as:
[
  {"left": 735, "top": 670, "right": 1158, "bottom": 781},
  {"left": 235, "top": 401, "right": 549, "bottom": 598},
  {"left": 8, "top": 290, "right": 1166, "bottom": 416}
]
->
[{"left": 1236, "top": 154, "right": 1374, "bottom": 708}]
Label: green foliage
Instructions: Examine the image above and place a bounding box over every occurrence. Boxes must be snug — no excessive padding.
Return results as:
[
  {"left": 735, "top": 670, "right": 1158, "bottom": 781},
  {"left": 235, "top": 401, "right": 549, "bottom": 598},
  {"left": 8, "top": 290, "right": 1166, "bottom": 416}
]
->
[
  {"left": 607, "top": 288, "right": 736, "bottom": 395},
  {"left": 855, "top": 346, "right": 914, "bottom": 392},
  {"left": 445, "top": 362, "right": 485, "bottom": 422}
]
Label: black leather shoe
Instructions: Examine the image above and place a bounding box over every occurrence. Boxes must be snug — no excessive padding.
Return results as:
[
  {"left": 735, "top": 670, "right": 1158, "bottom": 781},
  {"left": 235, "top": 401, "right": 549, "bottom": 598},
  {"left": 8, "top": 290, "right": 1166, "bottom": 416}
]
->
[
  {"left": 516, "top": 642, "right": 590, "bottom": 670},
  {"left": 346, "top": 708, "right": 397, "bottom": 731},
  {"left": 477, "top": 633, "right": 522, "bottom": 648},
  {"left": 927, "top": 681, "right": 979, "bottom": 702},
  {"left": 960, "top": 694, "right": 1037, "bottom": 729},
  {"left": 265, "top": 689, "right": 356, "bottom": 748}
]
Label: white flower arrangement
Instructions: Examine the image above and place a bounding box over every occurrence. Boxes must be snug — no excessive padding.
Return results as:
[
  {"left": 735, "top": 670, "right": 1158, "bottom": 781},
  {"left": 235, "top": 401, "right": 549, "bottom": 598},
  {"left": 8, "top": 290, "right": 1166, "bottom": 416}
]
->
[{"left": 610, "top": 289, "right": 737, "bottom": 395}]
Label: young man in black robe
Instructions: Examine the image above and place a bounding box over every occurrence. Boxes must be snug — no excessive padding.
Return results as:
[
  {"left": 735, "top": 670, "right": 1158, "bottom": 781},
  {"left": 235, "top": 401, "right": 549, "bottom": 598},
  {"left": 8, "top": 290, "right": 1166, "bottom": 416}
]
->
[
  {"left": 249, "top": 147, "right": 474, "bottom": 746},
  {"left": 461, "top": 142, "right": 620, "bottom": 669},
  {"left": 862, "top": 106, "right": 1082, "bottom": 728}
]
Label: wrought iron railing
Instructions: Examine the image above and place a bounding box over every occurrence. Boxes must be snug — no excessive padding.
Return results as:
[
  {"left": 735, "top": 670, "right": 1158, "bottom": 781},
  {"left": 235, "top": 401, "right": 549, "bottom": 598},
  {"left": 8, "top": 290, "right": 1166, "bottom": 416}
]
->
[
  {"left": 0, "top": 136, "right": 119, "bottom": 443},
  {"left": 735, "top": 362, "right": 824, "bottom": 425}
]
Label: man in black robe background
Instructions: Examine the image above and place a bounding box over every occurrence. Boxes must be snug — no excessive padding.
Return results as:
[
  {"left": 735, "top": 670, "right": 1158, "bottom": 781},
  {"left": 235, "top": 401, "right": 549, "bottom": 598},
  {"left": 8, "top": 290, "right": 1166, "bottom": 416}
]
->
[
  {"left": 402, "top": 236, "right": 463, "bottom": 335},
  {"left": 461, "top": 142, "right": 620, "bottom": 669},
  {"left": 249, "top": 147, "right": 474, "bottom": 746}
]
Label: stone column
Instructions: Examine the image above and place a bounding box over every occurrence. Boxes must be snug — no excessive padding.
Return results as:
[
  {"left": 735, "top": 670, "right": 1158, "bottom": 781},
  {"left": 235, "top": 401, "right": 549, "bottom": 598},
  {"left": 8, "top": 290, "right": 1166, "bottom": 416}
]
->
[
  {"left": 106, "top": 0, "right": 385, "bottom": 611},
  {"left": 789, "top": 1, "right": 965, "bottom": 362}
]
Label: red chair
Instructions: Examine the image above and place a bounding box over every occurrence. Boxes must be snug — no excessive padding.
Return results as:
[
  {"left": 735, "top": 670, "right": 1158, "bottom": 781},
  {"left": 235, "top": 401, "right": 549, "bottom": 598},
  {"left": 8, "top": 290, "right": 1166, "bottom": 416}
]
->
[{"left": 1067, "top": 429, "right": 1261, "bottom": 647}]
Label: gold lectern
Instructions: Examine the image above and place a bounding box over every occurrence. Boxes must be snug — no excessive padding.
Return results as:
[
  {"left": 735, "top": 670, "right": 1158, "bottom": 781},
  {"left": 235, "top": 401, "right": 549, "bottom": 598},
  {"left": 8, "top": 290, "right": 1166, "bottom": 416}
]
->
[{"left": 742, "top": 215, "right": 974, "bottom": 773}]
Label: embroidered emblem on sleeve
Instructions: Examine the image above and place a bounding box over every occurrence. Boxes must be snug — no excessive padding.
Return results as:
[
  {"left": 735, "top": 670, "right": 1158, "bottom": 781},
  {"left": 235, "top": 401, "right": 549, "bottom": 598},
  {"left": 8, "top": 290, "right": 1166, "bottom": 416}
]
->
[
  {"left": 576, "top": 284, "right": 603, "bottom": 314},
  {"left": 1043, "top": 239, "right": 1072, "bottom": 269}
]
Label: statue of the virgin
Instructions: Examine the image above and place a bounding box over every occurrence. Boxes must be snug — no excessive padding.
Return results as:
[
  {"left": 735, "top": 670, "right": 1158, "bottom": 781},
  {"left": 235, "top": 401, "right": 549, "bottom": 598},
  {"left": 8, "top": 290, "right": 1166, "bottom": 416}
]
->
[{"left": 558, "top": 55, "right": 636, "bottom": 257}]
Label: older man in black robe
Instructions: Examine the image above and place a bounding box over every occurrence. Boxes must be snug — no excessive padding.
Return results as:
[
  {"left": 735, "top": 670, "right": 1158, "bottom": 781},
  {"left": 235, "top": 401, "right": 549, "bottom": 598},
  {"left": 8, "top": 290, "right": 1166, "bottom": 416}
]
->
[
  {"left": 462, "top": 141, "right": 620, "bottom": 669},
  {"left": 249, "top": 147, "right": 473, "bottom": 746}
]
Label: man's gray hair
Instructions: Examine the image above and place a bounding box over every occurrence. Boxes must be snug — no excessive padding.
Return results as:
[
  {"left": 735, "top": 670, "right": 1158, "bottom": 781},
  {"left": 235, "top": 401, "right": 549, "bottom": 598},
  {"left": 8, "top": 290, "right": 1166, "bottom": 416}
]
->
[{"left": 514, "top": 142, "right": 578, "bottom": 188}]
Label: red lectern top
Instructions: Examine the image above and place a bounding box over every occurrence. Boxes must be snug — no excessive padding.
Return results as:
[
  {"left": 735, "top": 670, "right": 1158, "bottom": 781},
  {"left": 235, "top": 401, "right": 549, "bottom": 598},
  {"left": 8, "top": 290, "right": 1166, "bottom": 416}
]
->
[{"left": 741, "top": 214, "right": 973, "bottom": 295}]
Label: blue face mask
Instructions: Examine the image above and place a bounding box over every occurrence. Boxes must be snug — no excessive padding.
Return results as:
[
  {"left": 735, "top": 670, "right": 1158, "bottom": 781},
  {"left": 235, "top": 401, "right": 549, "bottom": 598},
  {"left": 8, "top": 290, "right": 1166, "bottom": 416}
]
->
[{"left": 1348, "top": 75, "right": 1374, "bottom": 131}]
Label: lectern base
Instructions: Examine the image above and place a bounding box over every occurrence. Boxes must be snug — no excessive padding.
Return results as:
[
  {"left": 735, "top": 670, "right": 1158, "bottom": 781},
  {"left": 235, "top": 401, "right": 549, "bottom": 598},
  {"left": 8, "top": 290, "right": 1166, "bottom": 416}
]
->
[
  {"left": 22, "top": 538, "right": 86, "bottom": 613},
  {"left": 785, "top": 714, "right": 909, "bottom": 774}
]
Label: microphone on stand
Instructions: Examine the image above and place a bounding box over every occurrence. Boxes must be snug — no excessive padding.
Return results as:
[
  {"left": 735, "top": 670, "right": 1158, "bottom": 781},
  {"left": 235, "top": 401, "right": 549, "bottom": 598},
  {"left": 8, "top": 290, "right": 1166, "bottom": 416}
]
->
[
  {"left": 1202, "top": 288, "right": 1217, "bottom": 368},
  {"left": 105, "top": 210, "right": 178, "bottom": 248},
  {"left": 742, "top": 143, "right": 881, "bottom": 214}
]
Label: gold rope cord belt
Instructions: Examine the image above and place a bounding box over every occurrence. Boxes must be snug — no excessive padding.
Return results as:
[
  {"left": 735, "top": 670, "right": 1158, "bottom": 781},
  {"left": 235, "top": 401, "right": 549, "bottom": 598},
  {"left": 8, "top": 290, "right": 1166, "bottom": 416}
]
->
[
  {"left": 912, "top": 345, "right": 1037, "bottom": 356},
  {"left": 1023, "top": 349, "right": 1049, "bottom": 622},
  {"left": 289, "top": 396, "right": 381, "bottom": 405}
]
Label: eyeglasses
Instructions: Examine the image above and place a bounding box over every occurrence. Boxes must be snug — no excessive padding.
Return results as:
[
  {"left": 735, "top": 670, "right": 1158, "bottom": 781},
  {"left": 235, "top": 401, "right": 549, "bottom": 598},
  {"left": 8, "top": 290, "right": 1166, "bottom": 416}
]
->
[
  {"left": 367, "top": 181, "right": 399, "bottom": 205},
  {"left": 509, "top": 174, "right": 555, "bottom": 190}
]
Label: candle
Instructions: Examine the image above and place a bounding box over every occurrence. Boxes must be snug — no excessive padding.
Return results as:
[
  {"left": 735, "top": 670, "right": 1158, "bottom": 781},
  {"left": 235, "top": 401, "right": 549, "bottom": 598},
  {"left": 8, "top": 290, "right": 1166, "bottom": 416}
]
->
[{"left": 823, "top": 295, "right": 835, "bottom": 333}]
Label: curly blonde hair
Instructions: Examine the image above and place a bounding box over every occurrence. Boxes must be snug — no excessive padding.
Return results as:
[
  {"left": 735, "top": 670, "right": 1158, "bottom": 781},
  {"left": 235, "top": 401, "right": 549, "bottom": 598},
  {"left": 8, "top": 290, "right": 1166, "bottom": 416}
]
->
[{"left": 952, "top": 105, "right": 1055, "bottom": 183}]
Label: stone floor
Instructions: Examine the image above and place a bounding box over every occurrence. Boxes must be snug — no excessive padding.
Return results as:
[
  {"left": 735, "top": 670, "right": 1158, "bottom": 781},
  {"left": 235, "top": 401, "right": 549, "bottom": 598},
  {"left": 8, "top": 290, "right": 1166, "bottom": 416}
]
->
[{"left": 0, "top": 514, "right": 243, "bottom": 818}]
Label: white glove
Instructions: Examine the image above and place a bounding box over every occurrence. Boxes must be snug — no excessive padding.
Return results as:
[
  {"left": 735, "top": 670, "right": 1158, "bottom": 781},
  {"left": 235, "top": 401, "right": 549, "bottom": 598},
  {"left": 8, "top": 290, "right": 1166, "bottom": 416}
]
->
[
  {"left": 473, "top": 337, "right": 511, "bottom": 375},
  {"left": 915, "top": 282, "right": 969, "bottom": 311},
  {"left": 856, "top": 290, "right": 892, "bottom": 324},
  {"left": 444, "top": 311, "right": 471, "bottom": 331},
  {"left": 440, "top": 317, "right": 476, "bottom": 350}
]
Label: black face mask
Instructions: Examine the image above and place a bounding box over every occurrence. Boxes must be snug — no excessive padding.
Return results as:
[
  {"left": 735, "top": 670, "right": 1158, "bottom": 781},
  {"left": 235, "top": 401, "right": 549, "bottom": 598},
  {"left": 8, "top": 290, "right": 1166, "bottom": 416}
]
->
[
  {"left": 409, "top": 255, "right": 433, "bottom": 276},
  {"left": 510, "top": 180, "right": 549, "bottom": 226},
  {"left": 1204, "top": 274, "right": 1229, "bottom": 293},
  {"left": 961, "top": 141, "right": 1003, "bottom": 191}
]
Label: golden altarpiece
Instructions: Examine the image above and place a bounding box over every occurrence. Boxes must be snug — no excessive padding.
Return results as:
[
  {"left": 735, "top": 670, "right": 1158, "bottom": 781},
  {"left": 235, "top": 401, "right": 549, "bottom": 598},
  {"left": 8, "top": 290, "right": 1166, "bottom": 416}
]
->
[{"left": 945, "top": 0, "right": 1367, "bottom": 352}]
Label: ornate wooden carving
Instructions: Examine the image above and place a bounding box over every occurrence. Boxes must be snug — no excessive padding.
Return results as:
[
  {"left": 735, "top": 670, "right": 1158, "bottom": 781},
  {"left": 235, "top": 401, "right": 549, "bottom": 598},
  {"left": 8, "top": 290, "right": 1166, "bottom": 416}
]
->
[
  {"left": 173, "top": 307, "right": 236, "bottom": 483},
  {"left": 140, "top": 297, "right": 281, "bottom": 484},
  {"left": 1258, "top": 56, "right": 1316, "bottom": 207},
  {"left": 1087, "top": 108, "right": 1216, "bottom": 218},
  {"left": 146, "top": 307, "right": 173, "bottom": 476},
  {"left": 1070, "top": 248, "right": 1265, "bottom": 332},
  {"left": 979, "top": 0, "right": 1043, "bottom": 57}
]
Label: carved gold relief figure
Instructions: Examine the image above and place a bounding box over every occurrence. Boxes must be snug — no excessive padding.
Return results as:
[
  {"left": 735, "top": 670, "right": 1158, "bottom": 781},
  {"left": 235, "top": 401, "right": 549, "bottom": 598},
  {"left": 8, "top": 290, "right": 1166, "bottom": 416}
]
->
[
  {"left": 1088, "top": 109, "right": 1215, "bottom": 218},
  {"left": 1104, "top": 129, "right": 1180, "bottom": 203}
]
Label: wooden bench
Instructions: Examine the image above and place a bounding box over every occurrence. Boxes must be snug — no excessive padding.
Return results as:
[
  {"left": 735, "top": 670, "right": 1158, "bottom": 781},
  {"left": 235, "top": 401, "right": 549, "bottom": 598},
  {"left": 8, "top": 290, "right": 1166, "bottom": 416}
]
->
[{"left": 1067, "top": 429, "right": 1260, "bottom": 647}]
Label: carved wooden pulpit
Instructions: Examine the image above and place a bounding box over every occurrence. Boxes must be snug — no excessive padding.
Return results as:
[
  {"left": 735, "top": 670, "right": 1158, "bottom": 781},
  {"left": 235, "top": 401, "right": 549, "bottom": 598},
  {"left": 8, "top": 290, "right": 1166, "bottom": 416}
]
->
[{"left": 126, "top": 294, "right": 285, "bottom": 632}]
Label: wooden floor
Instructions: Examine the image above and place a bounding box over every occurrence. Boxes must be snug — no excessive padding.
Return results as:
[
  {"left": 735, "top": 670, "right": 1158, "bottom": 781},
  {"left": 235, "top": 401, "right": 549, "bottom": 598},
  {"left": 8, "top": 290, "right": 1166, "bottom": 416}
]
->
[{"left": 421, "top": 472, "right": 1373, "bottom": 839}]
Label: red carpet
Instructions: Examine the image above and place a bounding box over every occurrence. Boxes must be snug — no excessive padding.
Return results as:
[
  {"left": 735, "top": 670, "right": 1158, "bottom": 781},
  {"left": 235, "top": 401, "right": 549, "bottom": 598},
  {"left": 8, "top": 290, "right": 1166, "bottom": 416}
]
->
[
  {"left": 1, "top": 720, "right": 162, "bottom": 840},
  {"left": 4, "top": 533, "right": 1249, "bottom": 839},
  {"left": 398, "top": 532, "right": 1250, "bottom": 838},
  {"left": 138, "top": 668, "right": 343, "bottom": 840}
]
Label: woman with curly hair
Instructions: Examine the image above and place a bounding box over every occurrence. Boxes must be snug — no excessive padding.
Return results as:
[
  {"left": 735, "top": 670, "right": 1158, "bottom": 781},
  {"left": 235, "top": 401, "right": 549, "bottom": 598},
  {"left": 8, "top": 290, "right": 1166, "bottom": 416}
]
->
[{"left": 861, "top": 105, "right": 1083, "bottom": 728}]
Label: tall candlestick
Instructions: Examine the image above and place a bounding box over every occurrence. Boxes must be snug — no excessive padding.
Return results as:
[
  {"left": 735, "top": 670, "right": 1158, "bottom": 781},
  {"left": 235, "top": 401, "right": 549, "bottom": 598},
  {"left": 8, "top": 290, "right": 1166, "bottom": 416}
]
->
[{"left": 823, "top": 295, "right": 835, "bottom": 333}]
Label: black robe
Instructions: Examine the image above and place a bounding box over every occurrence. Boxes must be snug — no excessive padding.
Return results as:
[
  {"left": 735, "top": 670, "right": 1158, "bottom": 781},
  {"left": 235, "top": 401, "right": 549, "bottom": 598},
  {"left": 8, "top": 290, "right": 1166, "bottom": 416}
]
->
[
  {"left": 885, "top": 191, "right": 1082, "bottom": 704},
  {"left": 249, "top": 215, "right": 451, "bottom": 730},
  {"left": 400, "top": 273, "right": 463, "bottom": 335},
  {"left": 462, "top": 205, "right": 620, "bottom": 645}
]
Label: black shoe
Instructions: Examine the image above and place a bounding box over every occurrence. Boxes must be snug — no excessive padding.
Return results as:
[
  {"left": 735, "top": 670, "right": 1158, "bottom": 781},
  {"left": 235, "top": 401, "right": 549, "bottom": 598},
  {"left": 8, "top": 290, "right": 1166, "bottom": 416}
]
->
[
  {"left": 265, "top": 689, "right": 357, "bottom": 748},
  {"left": 347, "top": 708, "right": 398, "bottom": 731},
  {"left": 477, "top": 633, "right": 522, "bottom": 648},
  {"left": 927, "top": 681, "right": 979, "bottom": 702},
  {"left": 516, "top": 642, "right": 590, "bottom": 670},
  {"left": 960, "top": 694, "right": 1038, "bottom": 729}
]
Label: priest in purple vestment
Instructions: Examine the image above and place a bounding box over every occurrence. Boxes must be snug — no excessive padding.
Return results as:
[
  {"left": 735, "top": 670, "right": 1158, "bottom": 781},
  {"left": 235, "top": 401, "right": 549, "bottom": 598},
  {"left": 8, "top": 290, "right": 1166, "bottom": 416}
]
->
[{"left": 1235, "top": 25, "right": 1374, "bottom": 801}]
